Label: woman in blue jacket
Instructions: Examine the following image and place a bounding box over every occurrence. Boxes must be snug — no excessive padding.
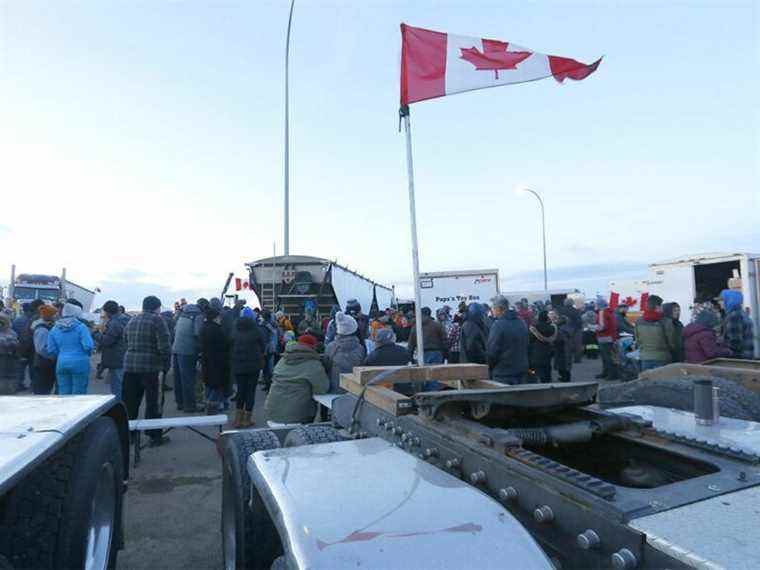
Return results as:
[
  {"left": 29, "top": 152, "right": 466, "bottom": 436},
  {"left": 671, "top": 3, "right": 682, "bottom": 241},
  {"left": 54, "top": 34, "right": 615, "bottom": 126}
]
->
[{"left": 47, "top": 302, "right": 94, "bottom": 395}]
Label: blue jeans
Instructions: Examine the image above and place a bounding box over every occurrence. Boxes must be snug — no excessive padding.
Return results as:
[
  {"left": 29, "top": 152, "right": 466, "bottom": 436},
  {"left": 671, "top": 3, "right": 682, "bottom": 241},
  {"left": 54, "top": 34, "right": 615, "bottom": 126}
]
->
[
  {"left": 205, "top": 385, "right": 224, "bottom": 411},
  {"left": 57, "top": 371, "right": 89, "bottom": 395},
  {"left": 175, "top": 354, "right": 198, "bottom": 410},
  {"left": 422, "top": 351, "right": 444, "bottom": 391},
  {"left": 107, "top": 368, "right": 124, "bottom": 400},
  {"left": 640, "top": 359, "right": 667, "bottom": 372}
]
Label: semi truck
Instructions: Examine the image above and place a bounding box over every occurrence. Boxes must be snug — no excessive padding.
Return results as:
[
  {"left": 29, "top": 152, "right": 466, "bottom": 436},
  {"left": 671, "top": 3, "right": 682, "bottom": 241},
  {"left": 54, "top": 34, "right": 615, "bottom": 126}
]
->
[
  {"left": 246, "top": 255, "right": 394, "bottom": 321},
  {"left": 220, "top": 365, "right": 760, "bottom": 570},
  {"left": 7, "top": 266, "right": 98, "bottom": 313},
  {"left": 417, "top": 269, "right": 500, "bottom": 313},
  {"left": 0, "top": 395, "right": 130, "bottom": 570}
]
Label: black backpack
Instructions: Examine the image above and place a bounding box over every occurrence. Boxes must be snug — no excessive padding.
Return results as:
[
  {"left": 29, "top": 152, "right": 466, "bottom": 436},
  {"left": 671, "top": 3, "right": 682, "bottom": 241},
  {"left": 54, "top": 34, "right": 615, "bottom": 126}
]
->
[{"left": 17, "top": 318, "right": 35, "bottom": 359}]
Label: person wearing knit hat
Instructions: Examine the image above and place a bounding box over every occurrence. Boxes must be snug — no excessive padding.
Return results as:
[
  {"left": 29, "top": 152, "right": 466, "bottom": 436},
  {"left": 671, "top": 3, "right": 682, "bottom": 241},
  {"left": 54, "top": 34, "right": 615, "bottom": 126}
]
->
[
  {"left": 365, "top": 326, "right": 410, "bottom": 368},
  {"left": 122, "top": 295, "right": 172, "bottom": 447},
  {"left": 324, "top": 312, "right": 366, "bottom": 392},
  {"left": 297, "top": 334, "right": 318, "bottom": 349},
  {"left": 31, "top": 305, "right": 58, "bottom": 394},
  {"left": 93, "top": 300, "right": 130, "bottom": 399},
  {"left": 264, "top": 328, "right": 330, "bottom": 426},
  {"left": 47, "top": 302, "right": 94, "bottom": 395}
]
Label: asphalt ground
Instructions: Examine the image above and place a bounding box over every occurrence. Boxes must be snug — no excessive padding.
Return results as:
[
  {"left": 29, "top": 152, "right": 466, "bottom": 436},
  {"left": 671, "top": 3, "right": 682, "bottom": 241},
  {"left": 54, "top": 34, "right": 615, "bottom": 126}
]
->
[{"left": 84, "top": 356, "right": 606, "bottom": 570}]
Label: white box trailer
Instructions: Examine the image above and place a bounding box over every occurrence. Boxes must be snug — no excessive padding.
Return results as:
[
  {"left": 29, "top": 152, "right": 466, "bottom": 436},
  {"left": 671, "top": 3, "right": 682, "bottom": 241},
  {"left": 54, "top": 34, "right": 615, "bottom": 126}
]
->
[
  {"left": 632, "top": 253, "right": 760, "bottom": 357},
  {"left": 418, "top": 269, "right": 499, "bottom": 313},
  {"left": 502, "top": 288, "right": 580, "bottom": 308}
]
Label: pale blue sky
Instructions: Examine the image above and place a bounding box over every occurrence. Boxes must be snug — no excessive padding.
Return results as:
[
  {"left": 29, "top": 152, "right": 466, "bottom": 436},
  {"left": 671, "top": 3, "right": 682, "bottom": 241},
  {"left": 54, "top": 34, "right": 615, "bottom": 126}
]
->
[{"left": 1, "top": 1, "right": 757, "bottom": 308}]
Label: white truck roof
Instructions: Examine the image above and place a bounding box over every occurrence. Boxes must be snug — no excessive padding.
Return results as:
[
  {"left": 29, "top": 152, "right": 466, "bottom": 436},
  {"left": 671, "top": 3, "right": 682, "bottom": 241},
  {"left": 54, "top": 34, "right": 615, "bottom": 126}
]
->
[
  {"left": 0, "top": 395, "right": 117, "bottom": 495},
  {"left": 651, "top": 252, "right": 760, "bottom": 266}
]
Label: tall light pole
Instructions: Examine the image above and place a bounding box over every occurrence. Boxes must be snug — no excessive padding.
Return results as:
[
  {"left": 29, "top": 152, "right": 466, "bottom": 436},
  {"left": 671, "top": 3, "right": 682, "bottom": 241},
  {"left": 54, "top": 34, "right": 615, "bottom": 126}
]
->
[
  {"left": 517, "top": 186, "right": 548, "bottom": 291},
  {"left": 283, "top": 0, "right": 295, "bottom": 256}
]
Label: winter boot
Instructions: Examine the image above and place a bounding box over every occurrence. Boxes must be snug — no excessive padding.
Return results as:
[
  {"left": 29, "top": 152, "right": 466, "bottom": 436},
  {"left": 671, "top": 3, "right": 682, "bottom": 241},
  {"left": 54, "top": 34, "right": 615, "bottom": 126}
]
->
[
  {"left": 232, "top": 409, "right": 244, "bottom": 428},
  {"left": 242, "top": 411, "right": 254, "bottom": 428}
]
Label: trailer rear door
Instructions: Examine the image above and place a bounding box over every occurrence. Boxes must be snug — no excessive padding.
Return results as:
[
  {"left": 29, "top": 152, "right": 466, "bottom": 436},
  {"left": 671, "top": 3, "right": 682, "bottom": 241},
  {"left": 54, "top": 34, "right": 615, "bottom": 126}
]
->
[{"left": 648, "top": 264, "right": 695, "bottom": 323}]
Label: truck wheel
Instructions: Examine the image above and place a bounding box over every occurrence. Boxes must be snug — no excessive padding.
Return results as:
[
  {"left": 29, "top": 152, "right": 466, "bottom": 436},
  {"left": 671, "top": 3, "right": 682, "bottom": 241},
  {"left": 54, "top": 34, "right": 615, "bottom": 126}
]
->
[
  {"left": 0, "top": 416, "right": 124, "bottom": 570},
  {"left": 221, "top": 430, "right": 281, "bottom": 570},
  {"left": 283, "top": 425, "right": 342, "bottom": 447},
  {"left": 599, "top": 377, "right": 760, "bottom": 421}
]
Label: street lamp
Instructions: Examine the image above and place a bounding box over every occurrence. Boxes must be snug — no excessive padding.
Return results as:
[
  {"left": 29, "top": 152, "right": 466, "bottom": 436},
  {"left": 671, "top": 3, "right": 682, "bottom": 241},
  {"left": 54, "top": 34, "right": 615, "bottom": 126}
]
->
[{"left": 516, "top": 186, "right": 548, "bottom": 291}]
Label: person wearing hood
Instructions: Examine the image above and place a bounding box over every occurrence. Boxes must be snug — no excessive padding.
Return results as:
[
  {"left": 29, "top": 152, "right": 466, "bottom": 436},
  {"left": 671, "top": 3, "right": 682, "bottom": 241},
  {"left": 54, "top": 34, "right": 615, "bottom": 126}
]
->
[
  {"left": 231, "top": 307, "right": 266, "bottom": 428},
  {"left": 529, "top": 311, "right": 558, "bottom": 383},
  {"left": 93, "top": 300, "right": 129, "bottom": 399},
  {"left": 662, "top": 302, "right": 685, "bottom": 362},
  {"left": 460, "top": 303, "right": 489, "bottom": 364},
  {"left": 0, "top": 314, "right": 19, "bottom": 394},
  {"left": 594, "top": 299, "right": 619, "bottom": 380},
  {"left": 199, "top": 306, "right": 230, "bottom": 415},
  {"left": 324, "top": 312, "right": 367, "bottom": 392},
  {"left": 172, "top": 302, "right": 204, "bottom": 413},
  {"left": 684, "top": 310, "right": 731, "bottom": 363},
  {"left": 720, "top": 290, "right": 754, "bottom": 359},
  {"left": 265, "top": 334, "right": 330, "bottom": 426},
  {"left": 634, "top": 295, "right": 677, "bottom": 372},
  {"left": 31, "top": 305, "right": 58, "bottom": 394},
  {"left": 275, "top": 311, "right": 294, "bottom": 333},
  {"left": 486, "top": 296, "right": 529, "bottom": 384},
  {"left": 46, "top": 302, "right": 94, "bottom": 395},
  {"left": 123, "top": 296, "right": 172, "bottom": 447},
  {"left": 407, "top": 307, "right": 447, "bottom": 365},
  {"left": 365, "top": 327, "right": 408, "bottom": 366},
  {"left": 324, "top": 305, "right": 340, "bottom": 344}
]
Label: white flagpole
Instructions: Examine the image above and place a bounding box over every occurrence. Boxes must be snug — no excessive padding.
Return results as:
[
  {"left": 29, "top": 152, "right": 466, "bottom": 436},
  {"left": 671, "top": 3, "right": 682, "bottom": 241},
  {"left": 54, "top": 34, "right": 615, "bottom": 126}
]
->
[
  {"left": 401, "top": 105, "right": 425, "bottom": 366},
  {"left": 283, "top": 0, "right": 295, "bottom": 256}
]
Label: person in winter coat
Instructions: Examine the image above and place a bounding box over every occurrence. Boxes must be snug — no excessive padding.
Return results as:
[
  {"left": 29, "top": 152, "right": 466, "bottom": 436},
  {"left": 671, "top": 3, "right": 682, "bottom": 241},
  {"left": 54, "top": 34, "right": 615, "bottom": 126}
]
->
[
  {"left": 265, "top": 335, "right": 330, "bottom": 425},
  {"left": 0, "top": 314, "right": 19, "bottom": 394},
  {"left": 46, "top": 302, "right": 94, "bottom": 395},
  {"left": 460, "top": 303, "right": 489, "bottom": 364},
  {"left": 171, "top": 302, "right": 204, "bottom": 413},
  {"left": 276, "top": 311, "right": 294, "bottom": 333},
  {"left": 721, "top": 290, "right": 754, "bottom": 359},
  {"left": 615, "top": 305, "right": 635, "bottom": 336},
  {"left": 199, "top": 307, "right": 230, "bottom": 415},
  {"left": 365, "top": 328, "right": 409, "bottom": 366},
  {"left": 324, "top": 312, "right": 366, "bottom": 392},
  {"left": 231, "top": 308, "right": 266, "bottom": 428},
  {"left": 529, "top": 311, "right": 557, "bottom": 383},
  {"left": 324, "top": 305, "right": 340, "bottom": 344},
  {"left": 407, "top": 307, "right": 448, "bottom": 364},
  {"left": 31, "top": 305, "right": 58, "bottom": 394},
  {"left": 260, "top": 309, "right": 279, "bottom": 391},
  {"left": 662, "top": 302, "right": 685, "bottom": 362},
  {"left": 123, "top": 296, "right": 172, "bottom": 446},
  {"left": 486, "top": 296, "right": 529, "bottom": 385},
  {"left": 635, "top": 295, "right": 677, "bottom": 372},
  {"left": 345, "top": 299, "right": 370, "bottom": 345},
  {"left": 93, "top": 300, "right": 129, "bottom": 399},
  {"left": 684, "top": 310, "right": 731, "bottom": 363},
  {"left": 551, "top": 312, "right": 574, "bottom": 382}
]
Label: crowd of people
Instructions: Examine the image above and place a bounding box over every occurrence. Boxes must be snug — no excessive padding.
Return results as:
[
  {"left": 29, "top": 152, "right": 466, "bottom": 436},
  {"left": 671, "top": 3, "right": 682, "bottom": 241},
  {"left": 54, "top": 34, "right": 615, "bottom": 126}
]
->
[{"left": 0, "top": 287, "right": 755, "bottom": 441}]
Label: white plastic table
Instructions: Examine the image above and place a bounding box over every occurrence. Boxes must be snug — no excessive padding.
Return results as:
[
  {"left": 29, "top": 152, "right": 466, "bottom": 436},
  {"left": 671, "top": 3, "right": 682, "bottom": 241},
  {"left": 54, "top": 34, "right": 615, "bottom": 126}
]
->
[{"left": 128, "top": 414, "right": 228, "bottom": 466}]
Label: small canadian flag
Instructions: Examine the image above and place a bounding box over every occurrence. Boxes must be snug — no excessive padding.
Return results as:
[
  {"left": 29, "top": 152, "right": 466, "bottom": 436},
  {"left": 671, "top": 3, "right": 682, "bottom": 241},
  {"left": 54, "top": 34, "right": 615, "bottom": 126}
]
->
[
  {"left": 400, "top": 23, "right": 601, "bottom": 105},
  {"left": 234, "top": 278, "right": 250, "bottom": 291}
]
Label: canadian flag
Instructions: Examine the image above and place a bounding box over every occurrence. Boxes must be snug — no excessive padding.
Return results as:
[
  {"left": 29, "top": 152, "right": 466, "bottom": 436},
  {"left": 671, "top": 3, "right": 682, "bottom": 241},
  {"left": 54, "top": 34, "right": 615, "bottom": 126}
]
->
[
  {"left": 401, "top": 23, "right": 601, "bottom": 105},
  {"left": 234, "top": 278, "right": 250, "bottom": 291}
]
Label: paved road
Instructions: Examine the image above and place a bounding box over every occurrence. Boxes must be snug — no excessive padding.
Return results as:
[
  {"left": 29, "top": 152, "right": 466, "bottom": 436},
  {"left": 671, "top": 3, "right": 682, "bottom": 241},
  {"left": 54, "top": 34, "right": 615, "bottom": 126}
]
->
[{"left": 95, "top": 356, "right": 605, "bottom": 570}]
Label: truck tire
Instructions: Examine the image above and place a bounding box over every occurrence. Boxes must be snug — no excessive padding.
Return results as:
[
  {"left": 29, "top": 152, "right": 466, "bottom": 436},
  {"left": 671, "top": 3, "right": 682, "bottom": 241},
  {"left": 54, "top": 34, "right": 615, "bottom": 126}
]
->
[
  {"left": 0, "top": 416, "right": 124, "bottom": 570},
  {"left": 283, "top": 425, "right": 342, "bottom": 447},
  {"left": 221, "top": 430, "right": 281, "bottom": 570},
  {"left": 599, "top": 376, "right": 760, "bottom": 421}
]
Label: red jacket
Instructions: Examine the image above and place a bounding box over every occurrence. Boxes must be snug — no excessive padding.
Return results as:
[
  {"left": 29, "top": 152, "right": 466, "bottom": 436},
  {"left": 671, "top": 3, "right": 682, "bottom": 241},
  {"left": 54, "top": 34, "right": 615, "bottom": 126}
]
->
[{"left": 683, "top": 323, "right": 731, "bottom": 363}]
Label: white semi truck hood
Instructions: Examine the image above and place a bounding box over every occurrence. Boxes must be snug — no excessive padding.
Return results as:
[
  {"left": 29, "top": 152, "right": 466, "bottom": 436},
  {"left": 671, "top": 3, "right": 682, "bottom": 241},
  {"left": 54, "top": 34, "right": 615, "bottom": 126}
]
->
[{"left": 0, "top": 395, "right": 117, "bottom": 495}]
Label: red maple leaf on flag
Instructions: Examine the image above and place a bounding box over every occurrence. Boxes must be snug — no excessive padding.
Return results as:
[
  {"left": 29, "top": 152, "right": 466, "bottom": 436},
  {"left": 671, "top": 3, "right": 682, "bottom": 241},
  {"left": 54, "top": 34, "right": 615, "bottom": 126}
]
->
[
  {"left": 622, "top": 296, "right": 638, "bottom": 308},
  {"left": 460, "top": 40, "right": 532, "bottom": 79}
]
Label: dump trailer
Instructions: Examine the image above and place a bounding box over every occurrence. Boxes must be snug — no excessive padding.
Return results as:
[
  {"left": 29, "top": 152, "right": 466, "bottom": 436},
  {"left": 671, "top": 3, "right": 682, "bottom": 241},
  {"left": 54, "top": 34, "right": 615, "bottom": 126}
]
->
[
  {"left": 221, "top": 365, "right": 760, "bottom": 569},
  {"left": 0, "top": 396, "right": 130, "bottom": 570},
  {"left": 246, "top": 255, "right": 394, "bottom": 321}
]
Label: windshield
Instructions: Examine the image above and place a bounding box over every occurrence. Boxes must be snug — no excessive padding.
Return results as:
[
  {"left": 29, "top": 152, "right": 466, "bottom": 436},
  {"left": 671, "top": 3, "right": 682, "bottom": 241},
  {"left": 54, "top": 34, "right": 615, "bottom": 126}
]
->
[{"left": 13, "top": 287, "right": 59, "bottom": 301}]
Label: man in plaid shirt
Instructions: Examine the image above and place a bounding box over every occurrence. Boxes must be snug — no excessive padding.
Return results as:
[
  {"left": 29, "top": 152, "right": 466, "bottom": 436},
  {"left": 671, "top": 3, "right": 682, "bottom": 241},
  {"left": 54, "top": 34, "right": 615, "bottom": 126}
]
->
[
  {"left": 123, "top": 295, "right": 172, "bottom": 446},
  {"left": 721, "top": 290, "right": 754, "bottom": 359}
]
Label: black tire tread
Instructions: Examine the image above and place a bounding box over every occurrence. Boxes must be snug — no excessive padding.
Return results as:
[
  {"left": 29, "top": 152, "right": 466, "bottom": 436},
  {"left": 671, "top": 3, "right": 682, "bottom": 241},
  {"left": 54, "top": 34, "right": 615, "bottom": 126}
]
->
[
  {"left": 0, "top": 432, "right": 83, "bottom": 570},
  {"left": 284, "top": 426, "right": 342, "bottom": 447},
  {"left": 224, "top": 430, "right": 280, "bottom": 570},
  {"left": 599, "top": 376, "right": 760, "bottom": 421}
]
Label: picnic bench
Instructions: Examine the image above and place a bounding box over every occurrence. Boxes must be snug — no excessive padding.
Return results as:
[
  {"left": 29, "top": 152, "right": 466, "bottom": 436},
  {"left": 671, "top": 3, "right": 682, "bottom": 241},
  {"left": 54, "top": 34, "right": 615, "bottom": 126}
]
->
[{"left": 128, "top": 414, "right": 228, "bottom": 467}]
